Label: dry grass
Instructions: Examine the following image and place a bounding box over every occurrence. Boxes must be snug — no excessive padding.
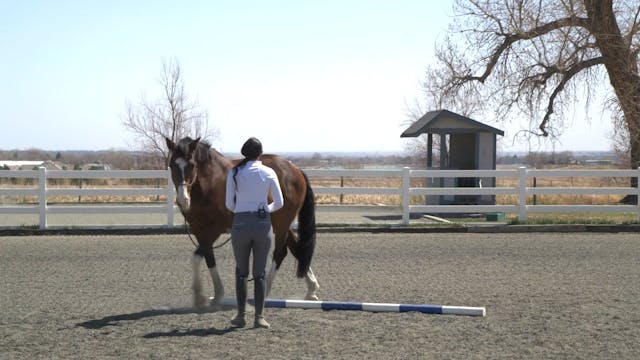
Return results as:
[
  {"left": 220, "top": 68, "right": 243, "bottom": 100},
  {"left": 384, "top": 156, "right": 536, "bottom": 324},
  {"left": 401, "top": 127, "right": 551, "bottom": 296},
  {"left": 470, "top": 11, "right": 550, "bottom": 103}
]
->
[
  {"left": 312, "top": 176, "right": 413, "bottom": 205},
  {"left": 312, "top": 166, "right": 631, "bottom": 207},
  {"left": 507, "top": 213, "right": 638, "bottom": 224},
  {"left": 494, "top": 164, "right": 629, "bottom": 206},
  {"left": 0, "top": 182, "right": 167, "bottom": 205}
]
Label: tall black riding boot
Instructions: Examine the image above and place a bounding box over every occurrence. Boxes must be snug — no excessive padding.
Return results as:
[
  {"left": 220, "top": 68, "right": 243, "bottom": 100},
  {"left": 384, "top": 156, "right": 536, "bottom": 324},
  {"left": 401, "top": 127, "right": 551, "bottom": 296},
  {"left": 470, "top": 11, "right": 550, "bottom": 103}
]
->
[
  {"left": 254, "top": 275, "right": 270, "bottom": 329},
  {"left": 230, "top": 273, "right": 247, "bottom": 327}
]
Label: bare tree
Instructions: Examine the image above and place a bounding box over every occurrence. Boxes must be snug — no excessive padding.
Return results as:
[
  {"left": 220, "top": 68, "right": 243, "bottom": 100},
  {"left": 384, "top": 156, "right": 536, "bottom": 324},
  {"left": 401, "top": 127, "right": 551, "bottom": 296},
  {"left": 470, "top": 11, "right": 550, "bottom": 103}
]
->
[
  {"left": 123, "top": 58, "right": 216, "bottom": 167},
  {"left": 427, "top": 0, "right": 640, "bottom": 200},
  {"left": 608, "top": 94, "right": 632, "bottom": 164},
  {"left": 401, "top": 98, "right": 431, "bottom": 163}
]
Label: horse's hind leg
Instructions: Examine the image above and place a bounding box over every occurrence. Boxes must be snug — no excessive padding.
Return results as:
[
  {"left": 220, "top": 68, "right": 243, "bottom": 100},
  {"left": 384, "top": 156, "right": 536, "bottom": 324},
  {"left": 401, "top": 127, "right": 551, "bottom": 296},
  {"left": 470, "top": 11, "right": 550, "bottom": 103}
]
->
[
  {"left": 266, "top": 229, "right": 320, "bottom": 300},
  {"left": 265, "top": 261, "right": 277, "bottom": 298},
  {"left": 284, "top": 229, "right": 320, "bottom": 300},
  {"left": 265, "top": 232, "right": 288, "bottom": 297},
  {"left": 303, "top": 267, "right": 320, "bottom": 301}
]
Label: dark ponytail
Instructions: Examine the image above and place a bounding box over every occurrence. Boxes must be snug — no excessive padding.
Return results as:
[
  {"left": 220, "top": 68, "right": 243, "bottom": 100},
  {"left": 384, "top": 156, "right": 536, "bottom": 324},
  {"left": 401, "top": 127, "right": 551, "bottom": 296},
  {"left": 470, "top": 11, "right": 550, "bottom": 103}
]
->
[{"left": 232, "top": 158, "right": 249, "bottom": 189}]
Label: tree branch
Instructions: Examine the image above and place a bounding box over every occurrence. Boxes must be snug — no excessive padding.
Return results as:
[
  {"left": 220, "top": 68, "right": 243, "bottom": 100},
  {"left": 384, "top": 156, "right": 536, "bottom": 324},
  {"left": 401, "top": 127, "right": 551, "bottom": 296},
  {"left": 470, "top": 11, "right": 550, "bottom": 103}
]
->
[
  {"left": 538, "top": 56, "right": 606, "bottom": 135},
  {"left": 623, "top": 3, "right": 640, "bottom": 48},
  {"left": 460, "top": 16, "right": 590, "bottom": 84}
]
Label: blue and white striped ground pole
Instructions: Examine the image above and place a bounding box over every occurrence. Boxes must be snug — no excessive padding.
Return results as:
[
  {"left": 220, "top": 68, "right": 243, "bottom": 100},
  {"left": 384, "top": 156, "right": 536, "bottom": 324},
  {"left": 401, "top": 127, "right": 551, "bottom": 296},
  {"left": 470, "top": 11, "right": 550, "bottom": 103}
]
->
[{"left": 219, "top": 298, "right": 486, "bottom": 317}]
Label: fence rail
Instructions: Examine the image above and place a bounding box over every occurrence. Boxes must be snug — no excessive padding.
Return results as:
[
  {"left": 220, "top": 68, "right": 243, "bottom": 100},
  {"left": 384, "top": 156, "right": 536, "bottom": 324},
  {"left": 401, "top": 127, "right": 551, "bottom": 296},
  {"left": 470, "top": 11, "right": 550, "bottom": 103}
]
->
[
  {"left": 1, "top": 167, "right": 639, "bottom": 229},
  {"left": 0, "top": 168, "right": 175, "bottom": 229}
]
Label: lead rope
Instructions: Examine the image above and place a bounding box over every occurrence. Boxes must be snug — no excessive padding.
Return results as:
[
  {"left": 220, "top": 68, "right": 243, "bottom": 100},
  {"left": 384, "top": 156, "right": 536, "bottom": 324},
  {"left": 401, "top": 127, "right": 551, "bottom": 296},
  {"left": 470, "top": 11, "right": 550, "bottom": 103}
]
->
[
  {"left": 183, "top": 219, "right": 232, "bottom": 249},
  {"left": 185, "top": 219, "right": 253, "bottom": 281}
]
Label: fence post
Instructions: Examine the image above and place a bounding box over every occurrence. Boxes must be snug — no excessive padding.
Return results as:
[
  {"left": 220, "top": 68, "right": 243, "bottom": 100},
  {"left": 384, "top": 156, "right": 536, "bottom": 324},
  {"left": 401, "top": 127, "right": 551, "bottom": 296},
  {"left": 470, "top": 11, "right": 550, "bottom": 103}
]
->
[
  {"left": 518, "top": 166, "right": 527, "bottom": 222},
  {"left": 38, "top": 167, "right": 47, "bottom": 230},
  {"left": 402, "top": 167, "right": 410, "bottom": 225},
  {"left": 637, "top": 167, "right": 640, "bottom": 223},
  {"left": 532, "top": 177, "right": 537, "bottom": 205},
  {"left": 167, "top": 168, "right": 175, "bottom": 227}
]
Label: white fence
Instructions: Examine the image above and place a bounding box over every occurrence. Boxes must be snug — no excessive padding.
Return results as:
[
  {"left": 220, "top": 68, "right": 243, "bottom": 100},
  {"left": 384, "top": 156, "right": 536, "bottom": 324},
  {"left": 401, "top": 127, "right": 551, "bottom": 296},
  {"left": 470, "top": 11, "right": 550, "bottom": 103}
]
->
[
  {"left": 0, "top": 168, "right": 174, "bottom": 229},
  {"left": 1, "top": 167, "right": 639, "bottom": 229}
]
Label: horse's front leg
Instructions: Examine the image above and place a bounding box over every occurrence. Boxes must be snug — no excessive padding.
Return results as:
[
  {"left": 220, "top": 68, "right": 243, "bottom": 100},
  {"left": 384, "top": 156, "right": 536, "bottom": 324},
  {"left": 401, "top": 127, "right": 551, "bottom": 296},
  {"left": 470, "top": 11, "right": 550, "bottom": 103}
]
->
[
  {"left": 208, "top": 266, "right": 224, "bottom": 305},
  {"left": 198, "top": 246, "right": 225, "bottom": 305},
  {"left": 191, "top": 253, "right": 208, "bottom": 308}
]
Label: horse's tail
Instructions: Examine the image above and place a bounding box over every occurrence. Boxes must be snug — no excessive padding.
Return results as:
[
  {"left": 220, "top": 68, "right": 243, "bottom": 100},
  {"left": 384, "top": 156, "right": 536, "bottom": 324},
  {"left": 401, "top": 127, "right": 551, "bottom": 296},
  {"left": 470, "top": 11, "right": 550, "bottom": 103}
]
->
[{"left": 295, "top": 171, "right": 316, "bottom": 278}]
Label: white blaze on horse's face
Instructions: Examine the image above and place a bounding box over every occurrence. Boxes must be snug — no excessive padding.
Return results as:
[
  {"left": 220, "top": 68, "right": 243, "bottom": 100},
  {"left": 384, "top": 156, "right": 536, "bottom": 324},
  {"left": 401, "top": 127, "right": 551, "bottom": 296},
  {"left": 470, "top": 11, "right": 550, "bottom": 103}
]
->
[{"left": 175, "top": 157, "right": 191, "bottom": 210}]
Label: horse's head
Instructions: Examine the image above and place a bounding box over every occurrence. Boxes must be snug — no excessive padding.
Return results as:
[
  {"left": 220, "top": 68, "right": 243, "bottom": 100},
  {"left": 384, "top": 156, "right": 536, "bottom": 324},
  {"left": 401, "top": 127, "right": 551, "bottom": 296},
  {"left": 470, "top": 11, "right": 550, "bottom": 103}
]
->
[{"left": 166, "top": 136, "right": 202, "bottom": 211}]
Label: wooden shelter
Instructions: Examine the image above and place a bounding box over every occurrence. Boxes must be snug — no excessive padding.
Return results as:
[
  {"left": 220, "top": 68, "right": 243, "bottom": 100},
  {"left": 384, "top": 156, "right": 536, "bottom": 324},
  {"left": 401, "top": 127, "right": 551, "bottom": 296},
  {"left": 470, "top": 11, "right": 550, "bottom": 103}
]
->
[{"left": 401, "top": 109, "right": 504, "bottom": 205}]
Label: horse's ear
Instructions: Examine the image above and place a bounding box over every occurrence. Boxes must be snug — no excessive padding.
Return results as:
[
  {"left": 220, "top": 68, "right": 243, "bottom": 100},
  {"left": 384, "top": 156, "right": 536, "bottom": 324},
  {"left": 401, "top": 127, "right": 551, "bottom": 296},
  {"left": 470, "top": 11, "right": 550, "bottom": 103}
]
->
[
  {"left": 188, "top": 137, "right": 201, "bottom": 155},
  {"left": 165, "top": 137, "right": 175, "bottom": 151}
]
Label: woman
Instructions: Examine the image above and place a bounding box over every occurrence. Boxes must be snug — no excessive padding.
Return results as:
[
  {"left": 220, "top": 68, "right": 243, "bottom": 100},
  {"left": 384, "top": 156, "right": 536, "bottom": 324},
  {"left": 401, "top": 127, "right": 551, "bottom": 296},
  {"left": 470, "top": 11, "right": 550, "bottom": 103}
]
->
[{"left": 225, "top": 137, "right": 284, "bottom": 329}]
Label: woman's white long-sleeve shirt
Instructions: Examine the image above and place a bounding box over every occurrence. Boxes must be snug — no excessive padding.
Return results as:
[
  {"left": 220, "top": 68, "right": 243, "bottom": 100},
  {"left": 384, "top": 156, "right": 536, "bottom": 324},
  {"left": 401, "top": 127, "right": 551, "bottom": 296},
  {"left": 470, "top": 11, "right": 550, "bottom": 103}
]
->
[{"left": 225, "top": 160, "right": 284, "bottom": 213}]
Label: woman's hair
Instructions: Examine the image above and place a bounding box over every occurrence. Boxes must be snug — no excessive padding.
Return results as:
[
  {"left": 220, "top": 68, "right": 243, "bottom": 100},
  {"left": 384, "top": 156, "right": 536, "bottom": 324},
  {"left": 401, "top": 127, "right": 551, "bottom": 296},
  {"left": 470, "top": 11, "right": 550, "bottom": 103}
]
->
[
  {"left": 233, "top": 137, "right": 263, "bottom": 189},
  {"left": 241, "top": 137, "right": 263, "bottom": 159}
]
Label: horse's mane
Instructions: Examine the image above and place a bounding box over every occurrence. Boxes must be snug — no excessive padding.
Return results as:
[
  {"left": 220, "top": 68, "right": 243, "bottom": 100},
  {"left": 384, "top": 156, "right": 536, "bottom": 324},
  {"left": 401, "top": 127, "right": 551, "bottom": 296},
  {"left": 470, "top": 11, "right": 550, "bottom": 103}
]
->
[{"left": 195, "top": 140, "right": 213, "bottom": 163}]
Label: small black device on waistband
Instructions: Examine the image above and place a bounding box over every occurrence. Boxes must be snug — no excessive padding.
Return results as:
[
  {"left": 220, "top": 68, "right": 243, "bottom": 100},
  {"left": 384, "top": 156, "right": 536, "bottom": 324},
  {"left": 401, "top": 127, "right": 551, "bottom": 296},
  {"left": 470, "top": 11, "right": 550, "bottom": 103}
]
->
[{"left": 258, "top": 204, "right": 267, "bottom": 218}]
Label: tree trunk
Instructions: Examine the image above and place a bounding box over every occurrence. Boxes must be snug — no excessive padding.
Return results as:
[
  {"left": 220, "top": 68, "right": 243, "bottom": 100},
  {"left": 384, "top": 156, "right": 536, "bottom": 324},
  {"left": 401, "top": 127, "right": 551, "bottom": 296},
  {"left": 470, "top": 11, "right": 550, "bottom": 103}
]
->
[{"left": 585, "top": 0, "right": 640, "bottom": 203}]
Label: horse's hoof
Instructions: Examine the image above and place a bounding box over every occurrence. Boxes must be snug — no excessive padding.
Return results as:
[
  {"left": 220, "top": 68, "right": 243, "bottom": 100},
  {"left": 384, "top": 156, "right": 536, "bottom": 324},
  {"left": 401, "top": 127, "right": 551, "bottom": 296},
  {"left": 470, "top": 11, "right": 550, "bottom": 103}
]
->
[
  {"left": 193, "top": 295, "right": 208, "bottom": 309},
  {"left": 209, "top": 296, "right": 225, "bottom": 306},
  {"left": 305, "top": 294, "right": 319, "bottom": 301}
]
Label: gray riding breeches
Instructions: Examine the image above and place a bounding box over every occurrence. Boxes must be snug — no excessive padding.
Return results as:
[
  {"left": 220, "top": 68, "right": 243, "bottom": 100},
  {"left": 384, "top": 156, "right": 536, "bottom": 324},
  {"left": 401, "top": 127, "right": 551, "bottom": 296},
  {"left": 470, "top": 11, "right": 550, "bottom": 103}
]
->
[{"left": 231, "top": 212, "right": 273, "bottom": 278}]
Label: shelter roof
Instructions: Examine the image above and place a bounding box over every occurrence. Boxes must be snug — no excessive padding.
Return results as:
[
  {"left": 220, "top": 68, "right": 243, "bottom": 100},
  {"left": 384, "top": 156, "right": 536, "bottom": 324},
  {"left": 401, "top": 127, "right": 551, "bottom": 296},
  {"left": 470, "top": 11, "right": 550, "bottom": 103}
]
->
[{"left": 401, "top": 109, "right": 504, "bottom": 137}]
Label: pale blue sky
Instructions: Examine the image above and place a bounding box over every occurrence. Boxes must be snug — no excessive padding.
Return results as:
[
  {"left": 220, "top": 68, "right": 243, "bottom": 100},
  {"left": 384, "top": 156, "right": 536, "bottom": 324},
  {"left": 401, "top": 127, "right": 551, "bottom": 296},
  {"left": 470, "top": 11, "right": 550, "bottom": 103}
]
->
[{"left": 1, "top": 1, "right": 613, "bottom": 154}]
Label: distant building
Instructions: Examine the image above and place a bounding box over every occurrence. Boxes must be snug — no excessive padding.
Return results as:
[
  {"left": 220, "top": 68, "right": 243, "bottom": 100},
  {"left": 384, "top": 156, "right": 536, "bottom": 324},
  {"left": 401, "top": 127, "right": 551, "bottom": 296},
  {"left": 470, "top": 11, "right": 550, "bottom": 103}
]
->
[
  {"left": 85, "top": 163, "right": 112, "bottom": 170},
  {"left": 0, "top": 161, "right": 116, "bottom": 171},
  {"left": 0, "top": 160, "right": 62, "bottom": 170}
]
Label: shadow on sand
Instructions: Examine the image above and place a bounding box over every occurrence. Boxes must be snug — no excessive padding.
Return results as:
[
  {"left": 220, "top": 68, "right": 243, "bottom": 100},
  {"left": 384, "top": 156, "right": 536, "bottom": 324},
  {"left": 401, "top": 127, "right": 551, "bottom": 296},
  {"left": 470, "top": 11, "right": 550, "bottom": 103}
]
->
[
  {"left": 76, "top": 304, "right": 236, "bottom": 337},
  {"left": 143, "top": 327, "right": 238, "bottom": 338}
]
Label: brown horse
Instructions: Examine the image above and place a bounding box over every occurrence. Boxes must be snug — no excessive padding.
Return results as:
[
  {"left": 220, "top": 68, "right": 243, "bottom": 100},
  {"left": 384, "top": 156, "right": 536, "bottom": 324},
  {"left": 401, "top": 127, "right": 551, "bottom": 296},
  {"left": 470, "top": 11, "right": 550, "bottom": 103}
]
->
[{"left": 165, "top": 136, "right": 319, "bottom": 307}]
